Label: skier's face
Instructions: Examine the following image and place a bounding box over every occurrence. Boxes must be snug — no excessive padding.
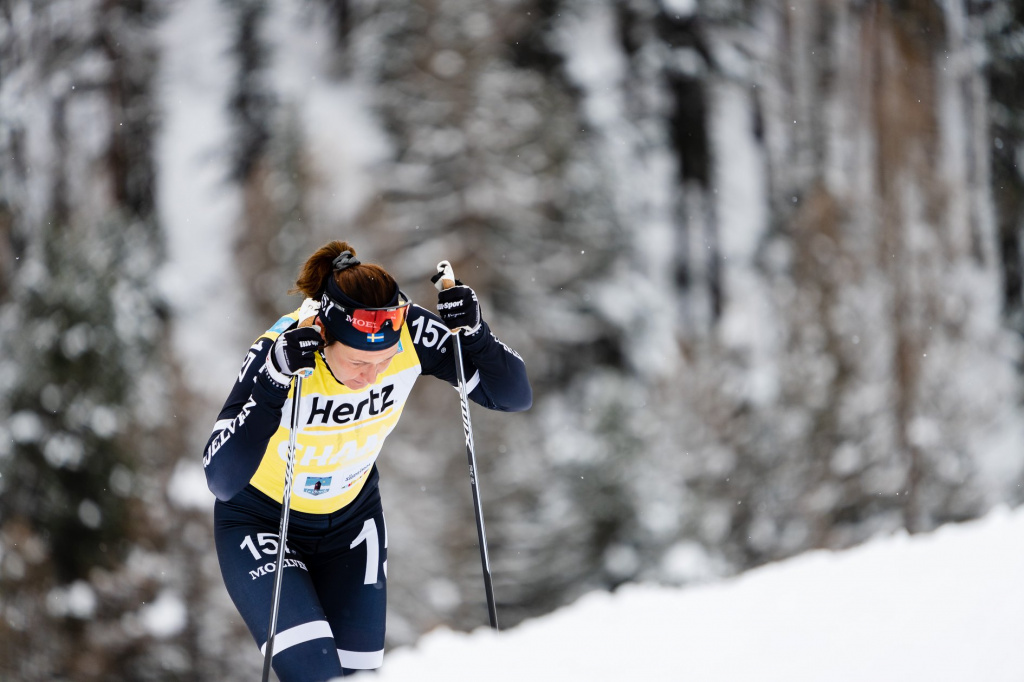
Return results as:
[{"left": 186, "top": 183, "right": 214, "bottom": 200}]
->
[{"left": 322, "top": 341, "right": 400, "bottom": 390}]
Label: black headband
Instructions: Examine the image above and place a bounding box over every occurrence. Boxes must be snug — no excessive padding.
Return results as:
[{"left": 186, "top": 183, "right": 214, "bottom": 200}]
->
[{"left": 319, "top": 274, "right": 405, "bottom": 350}]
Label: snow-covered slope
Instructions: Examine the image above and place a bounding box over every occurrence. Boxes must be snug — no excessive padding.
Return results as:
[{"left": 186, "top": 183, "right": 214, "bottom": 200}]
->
[{"left": 374, "top": 506, "right": 1024, "bottom": 681}]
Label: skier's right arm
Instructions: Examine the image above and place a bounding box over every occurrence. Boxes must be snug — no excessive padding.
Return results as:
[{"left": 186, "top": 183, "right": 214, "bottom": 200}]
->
[{"left": 202, "top": 337, "right": 290, "bottom": 501}]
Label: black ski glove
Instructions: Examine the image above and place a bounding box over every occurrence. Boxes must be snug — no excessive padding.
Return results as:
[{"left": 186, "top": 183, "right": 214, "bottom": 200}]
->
[
  {"left": 434, "top": 281, "right": 482, "bottom": 336},
  {"left": 265, "top": 325, "right": 324, "bottom": 387}
]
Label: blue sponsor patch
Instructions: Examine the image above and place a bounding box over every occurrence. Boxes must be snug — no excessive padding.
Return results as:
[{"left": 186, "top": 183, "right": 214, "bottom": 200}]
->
[
  {"left": 268, "top": 315, "right": 295, "bottom": 334},
  {"left": 303, "top": 476, "right": 332, "bottom": 496}
]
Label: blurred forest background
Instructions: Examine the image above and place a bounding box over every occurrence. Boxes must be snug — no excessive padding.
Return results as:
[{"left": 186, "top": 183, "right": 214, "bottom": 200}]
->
[{"left": 3, "top": 0, "right": 1024, "bottom": 679}]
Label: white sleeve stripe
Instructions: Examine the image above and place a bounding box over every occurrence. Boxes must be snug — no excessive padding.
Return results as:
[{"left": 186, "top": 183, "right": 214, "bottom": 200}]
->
[
  {"left": 452, "top": 370, "right": 481, "bottom": 394},
  {"left": 265, "top": 357, "right": 291, "bottom": 387},
  {"left": 260, "top": 620, "right": 334, "bottom": 657},
  {"left": 338, "top": 648, "right": 384, "bottom": 669}
]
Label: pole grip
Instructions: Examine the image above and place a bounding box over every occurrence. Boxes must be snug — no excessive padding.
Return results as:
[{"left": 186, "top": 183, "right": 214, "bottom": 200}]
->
[{"left": 435, "top": 260, "right": 457, "bottom": 292}]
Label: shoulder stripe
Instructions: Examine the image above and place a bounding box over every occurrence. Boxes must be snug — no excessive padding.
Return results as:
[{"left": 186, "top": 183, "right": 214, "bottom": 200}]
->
[
  {"left": 268, "top": 315, "right": 294, "bottom": 334},
  {"left": 257, "top": 306, "right": 303, "bottom": 343}
]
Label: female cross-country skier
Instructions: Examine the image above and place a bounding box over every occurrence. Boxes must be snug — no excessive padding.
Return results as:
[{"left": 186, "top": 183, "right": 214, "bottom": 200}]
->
[{"left": 203, "top": 241, "right": 532, "bottom": 680}]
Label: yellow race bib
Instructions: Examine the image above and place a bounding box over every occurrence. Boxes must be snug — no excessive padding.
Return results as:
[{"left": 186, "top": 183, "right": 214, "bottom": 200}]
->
[{"left": 250, "top": 322, "right": 421, "bottom": 514}]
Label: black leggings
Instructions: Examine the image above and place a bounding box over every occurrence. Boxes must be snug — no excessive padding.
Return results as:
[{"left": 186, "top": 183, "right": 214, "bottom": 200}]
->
[{"left": 214, "top": 486, "right": 388, "bottom": 681}]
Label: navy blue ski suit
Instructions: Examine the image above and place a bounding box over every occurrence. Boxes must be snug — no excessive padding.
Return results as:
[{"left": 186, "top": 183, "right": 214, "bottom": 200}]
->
[{"left": 204, "top": 302, "right": 530, "bottom": 681}]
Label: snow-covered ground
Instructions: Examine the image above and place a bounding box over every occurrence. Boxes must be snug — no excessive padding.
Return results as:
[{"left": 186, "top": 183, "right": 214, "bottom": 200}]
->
[{"left": 372, "top": 506, "right": 1024, "bottom": 681}]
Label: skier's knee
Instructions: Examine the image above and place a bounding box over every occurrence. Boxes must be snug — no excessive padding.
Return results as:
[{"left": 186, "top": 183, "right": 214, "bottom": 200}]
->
[{"left": 270, "top": 636, "right": 344, "bottom": 682}]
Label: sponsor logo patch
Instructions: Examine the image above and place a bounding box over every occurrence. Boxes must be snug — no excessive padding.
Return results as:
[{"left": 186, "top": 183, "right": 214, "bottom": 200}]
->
[
  {"left": 305, "top": 386, "right": 396, "bottom": 426},
  {"left": 303, "top": 475, "right": 332, "bottom": 496}
]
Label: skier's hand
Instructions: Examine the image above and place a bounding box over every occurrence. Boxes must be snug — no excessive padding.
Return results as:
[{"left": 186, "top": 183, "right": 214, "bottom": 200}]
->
[
  {"left": 430, "top": 260, "right": 482, "bottom": 336},
  {"left": 266, "top": 325, "right": 324, "bottom": 385},
  {"left": 435, "top": 282, "right": 482, "bottom": 336}
]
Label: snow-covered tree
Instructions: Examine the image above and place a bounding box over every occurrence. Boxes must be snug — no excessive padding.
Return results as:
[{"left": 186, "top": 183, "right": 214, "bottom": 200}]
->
[{"left": 0, "top": 2, "right": 210, "bottom": 679}]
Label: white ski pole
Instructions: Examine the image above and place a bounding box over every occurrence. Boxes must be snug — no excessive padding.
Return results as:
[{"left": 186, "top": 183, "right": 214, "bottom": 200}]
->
[
  {"left": 262, "top": 373, "right": 305, "bottom": 682},
  {"left": 435, "top": 260, "right": 499, "bottom": 631}
]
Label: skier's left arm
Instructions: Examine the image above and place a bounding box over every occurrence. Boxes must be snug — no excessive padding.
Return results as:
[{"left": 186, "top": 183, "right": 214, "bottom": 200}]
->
[
  {"left": 415, "top": 285, "right": 532, "bottom": 412},
  {"left": 457, "top": 318, "right": 532, "bottom": 412}
]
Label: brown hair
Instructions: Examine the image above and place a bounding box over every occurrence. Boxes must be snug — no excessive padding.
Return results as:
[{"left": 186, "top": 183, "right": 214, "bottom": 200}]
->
[{"left": 291, "top": 240, "right": 398, "bottom": 307}]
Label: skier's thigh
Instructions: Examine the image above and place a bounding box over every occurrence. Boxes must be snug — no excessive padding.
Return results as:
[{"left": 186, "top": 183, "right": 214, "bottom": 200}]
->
[
  {"left": 214, "top": 506, "right": 343, "bottom": 681},
  {"left": 309, "top": 508, "right": 388, "bottom": 672}
]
